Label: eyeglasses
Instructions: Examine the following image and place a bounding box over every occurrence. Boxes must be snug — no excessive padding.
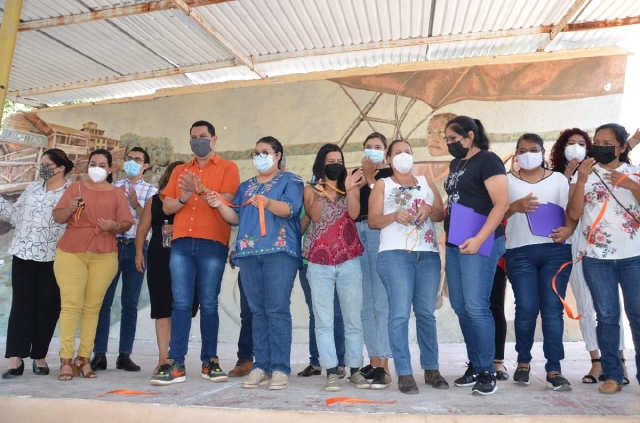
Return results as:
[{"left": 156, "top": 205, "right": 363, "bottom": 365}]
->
[
  {"left": 250, "top": 151, "right": 273, "bottom": 159},
  {"left": 443, "top": 136, "right": 464, "bottom": 144},
  {"left": 399, "top": 185, "right": 421, "bottom": 192},
  {"left": 125, "top": 156, "right": 144, "bottom": 164}
]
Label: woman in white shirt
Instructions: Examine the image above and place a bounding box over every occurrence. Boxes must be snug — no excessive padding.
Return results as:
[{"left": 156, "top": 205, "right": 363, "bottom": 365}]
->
[
  {"left": 505, "top": 133, "right": 574, "bottom": 392},
  {"left": 0, "top": 149, "right": 73, "bottom": 378},
  {"left": 567, "top": 123, "right": 640, "bottom": 395}
]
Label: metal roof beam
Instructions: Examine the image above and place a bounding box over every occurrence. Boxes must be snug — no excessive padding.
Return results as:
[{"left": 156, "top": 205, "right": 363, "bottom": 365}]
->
[{"left": 537, "top": 0, "right": 589, "bottom": 52}]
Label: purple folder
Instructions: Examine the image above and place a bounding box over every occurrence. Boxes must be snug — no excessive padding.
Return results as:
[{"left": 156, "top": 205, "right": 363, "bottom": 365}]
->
[
  {"left": 526, "top": 202, "right": 565, "bottom": 237},
  {"left": 448, "top": 202, "right": 495, "bottom": 257}
]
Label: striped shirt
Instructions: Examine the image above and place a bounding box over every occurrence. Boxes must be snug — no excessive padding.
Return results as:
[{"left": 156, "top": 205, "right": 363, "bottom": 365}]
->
[{"left": 113, "top": 177, "right": 158, "bottom": 239}]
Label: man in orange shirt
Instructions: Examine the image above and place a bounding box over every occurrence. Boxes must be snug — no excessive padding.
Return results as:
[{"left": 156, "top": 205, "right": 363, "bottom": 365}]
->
[{"left": 151, "top": 121, "right": 240, "bottom": 385}]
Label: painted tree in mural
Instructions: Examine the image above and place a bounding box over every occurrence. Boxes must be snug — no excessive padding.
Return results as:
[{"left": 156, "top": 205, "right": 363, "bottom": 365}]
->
[{"left": 119, "top": 133, "right": 175, "bottom": 183}]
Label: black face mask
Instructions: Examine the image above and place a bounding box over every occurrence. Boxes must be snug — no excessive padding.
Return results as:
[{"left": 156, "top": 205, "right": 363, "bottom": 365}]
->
[
  {"left": 591, "top": 145, "right": 617, "bottom": 165},
  {"left": 447, "top": 140, "right": 469, "bottom": 159},
  {"left": 324, "top": 163, "right": 345, "bottom": 181}
]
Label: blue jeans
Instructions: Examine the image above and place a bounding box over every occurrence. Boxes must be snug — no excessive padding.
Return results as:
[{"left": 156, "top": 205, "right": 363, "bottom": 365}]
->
[
  {"left": 446, "top": 236, "right": 505, "bottom": 374},
  {"left": 237, "top": 275, "right": 253, "bottom": 361},
  {"left": 377, "top": 250, "right": 441, "bottom": 376},
  {"left": 582, "top": 255, "right": 640, "bottom": 385},
  {"left": 356, "top": 221, "right": 392, "bottom": 360},
  {"left": 168, "top": 238, "right": 227, "bottom": 365},
  {"left": 307, "top": 258, "right": 363, "bottom": 369},
  {"left": 506, "top": 243, "right": 572, "bottom": 373},
  {"left": 238, "top": 252, "right": 298, "bottom": 375},
  {"left": 299, "top": 264, "right": 345, "bottom": 367},
  {"left": 94, "top": 241, "right": 147, "bottom": 355}
]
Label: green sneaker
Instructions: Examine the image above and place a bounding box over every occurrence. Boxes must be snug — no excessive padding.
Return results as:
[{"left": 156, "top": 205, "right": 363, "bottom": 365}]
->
[{"left": 150, "top": 359, "right": 186, "bottom": 385}]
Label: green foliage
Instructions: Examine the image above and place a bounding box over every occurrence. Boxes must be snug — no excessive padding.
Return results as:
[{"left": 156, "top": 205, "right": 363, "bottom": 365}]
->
[{"left": 119, "top": 133, "right": 175, "bottom": 167}]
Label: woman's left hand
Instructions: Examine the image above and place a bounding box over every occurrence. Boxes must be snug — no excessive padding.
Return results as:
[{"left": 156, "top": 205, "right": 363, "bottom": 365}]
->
[
  {"left": 97, "top": 218, "right": 118, "bottom": 232},
  {"left": 361, "top": 157, "right": 376, "bottom": 185},
  {"left": 459, "top": 236, "right": 482, "bottom": 255},
  {"left": 346, "top": 169, "right": 364, "bottom": 191},
  {"left": 606, "top": 170, "right": 637, "bottom": 190},
  {"left": 550, "top": 226, "right": 572, "bottom": 243},
  {"left": 251, "top": 195, "right": 270, "bottom": 209}
]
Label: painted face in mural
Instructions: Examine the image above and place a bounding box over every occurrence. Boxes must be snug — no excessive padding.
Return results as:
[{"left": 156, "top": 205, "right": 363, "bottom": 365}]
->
[
  {"left": 592, "top": 128, "right": 625, "bottom": 165},
  {"left": 389, "top": 141, "right": 413, "bottom": 174}
]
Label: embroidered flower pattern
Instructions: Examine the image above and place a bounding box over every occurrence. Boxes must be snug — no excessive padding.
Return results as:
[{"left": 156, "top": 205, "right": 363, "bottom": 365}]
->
[
  {"left": 273, "top": 225, "right": 287, "bottom": 247},
  {"left": 238, "top": 234, "right": 258, "bottom": 250}
]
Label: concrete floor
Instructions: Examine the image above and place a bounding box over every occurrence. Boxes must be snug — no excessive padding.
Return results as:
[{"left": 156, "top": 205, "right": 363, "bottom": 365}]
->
[{"left": 0, "top": 338, "right": 638, "bottom": 422}]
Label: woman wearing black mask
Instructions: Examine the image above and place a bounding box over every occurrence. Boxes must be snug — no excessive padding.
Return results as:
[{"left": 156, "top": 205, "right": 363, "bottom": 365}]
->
[
  {"left": 1, "top": 149, "right": 73, "bottom": 378},
  {"left": 302, "top": 144, "right": 365, "bottom": 392},
  {"left": 567, "top": 123, "right": 640, "bottom": 394}
]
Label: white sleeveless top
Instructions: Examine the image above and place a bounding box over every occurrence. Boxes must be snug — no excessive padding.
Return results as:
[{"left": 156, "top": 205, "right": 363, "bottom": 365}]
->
[{"left": 379, "top": 175, "right": 439, "bottom": 253}]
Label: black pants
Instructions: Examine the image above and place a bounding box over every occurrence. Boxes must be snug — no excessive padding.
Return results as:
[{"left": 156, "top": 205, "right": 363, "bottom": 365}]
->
[
  {"left": 5, "top": 256, "right": 61, "bottom": 359},
  {"left": 490, "top": 264, "right": 507, "bottom": 361}
]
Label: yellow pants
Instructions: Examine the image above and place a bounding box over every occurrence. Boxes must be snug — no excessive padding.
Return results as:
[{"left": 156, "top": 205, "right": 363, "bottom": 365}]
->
[{"left": 54, "top": 249, "right": 118, "bottom": 359}]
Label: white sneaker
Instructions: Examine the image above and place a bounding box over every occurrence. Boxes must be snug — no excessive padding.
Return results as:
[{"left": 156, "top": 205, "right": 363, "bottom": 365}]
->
[
  {"left": 325, "top": 373, "right": 342, "bottom": 391},
  {"left": 241, "top": 368, "right": 268, "bottom": 389},
  {"left": 268, "top": 371, "right": 289, "bottom": 390}
]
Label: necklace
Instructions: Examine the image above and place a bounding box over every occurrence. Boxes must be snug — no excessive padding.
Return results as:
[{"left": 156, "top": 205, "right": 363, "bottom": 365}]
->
[
  {"left": 518, "top": 167, "right": 545, "bottom": 183},
  {"left": 453, "top": 148, "right": 477, "bottom": 175}
]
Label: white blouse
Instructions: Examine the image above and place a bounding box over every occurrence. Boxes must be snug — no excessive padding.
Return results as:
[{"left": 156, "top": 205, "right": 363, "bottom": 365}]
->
[
  {"left": 0, "top": 180, "right": 70, "bottom": 262},
  {"left": 571, "top": 163, "right": 640, "bottom": 260}
]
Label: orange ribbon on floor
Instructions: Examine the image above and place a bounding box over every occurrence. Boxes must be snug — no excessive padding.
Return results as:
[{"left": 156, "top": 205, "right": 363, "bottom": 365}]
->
[
  {"left": 326, "top": 397, "right": 397, "bottom": 406},
  {"left": 96, "top": 389, "right": 160, "bottom": 398}
]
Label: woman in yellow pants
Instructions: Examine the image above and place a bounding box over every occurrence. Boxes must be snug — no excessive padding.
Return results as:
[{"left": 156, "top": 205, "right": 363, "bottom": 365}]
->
[{"left": 53, "top": 149, "right": 134, "bottom": 381}]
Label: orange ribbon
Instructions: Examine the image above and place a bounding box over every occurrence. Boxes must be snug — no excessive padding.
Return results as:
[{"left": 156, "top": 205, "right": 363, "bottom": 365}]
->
[
  {"left": 74, "top": 203, "right": 84, "bottom": 223},
  {"left": 326, "top": 397, "right": 397, "bottom": 406},
  {"left": 96, "top": 389, "right": 160, "bottom": 398},
  {"left": 551, "top": 259, "right": 582, "bottom": 320},
  {"left": 312, "top": 181, "right": 345, "bottom": 202}
]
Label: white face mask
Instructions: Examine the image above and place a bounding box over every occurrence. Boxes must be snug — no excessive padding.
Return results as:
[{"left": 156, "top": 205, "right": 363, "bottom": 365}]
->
[
  {"left": 88, "top": 166, "right": 108, "bottom": 183},
  {"left": 253, "top": 154, "right": 274, "bottom": 173},
  {"left": 565, "top": 144, "right": 586, "bottom": 162},
  {"left": 392, "top": 153, "right": 414, "bottom": 174},
  {"left": 517, "top": 152, "right": 543, "bottom": 171}
]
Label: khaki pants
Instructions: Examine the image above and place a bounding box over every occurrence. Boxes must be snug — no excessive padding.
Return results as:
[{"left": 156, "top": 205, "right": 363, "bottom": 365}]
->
[{"left": 54, "top": 249, "right": 118, "bottom": 359}]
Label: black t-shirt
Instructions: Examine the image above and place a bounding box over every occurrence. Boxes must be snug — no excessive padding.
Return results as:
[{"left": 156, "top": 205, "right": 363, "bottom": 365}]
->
[
  {"left": 443, "top": 150, "right": 506, "bottom": 240},
  {"left": 356, "top": 167, "right": 393, "bottom": 218}
]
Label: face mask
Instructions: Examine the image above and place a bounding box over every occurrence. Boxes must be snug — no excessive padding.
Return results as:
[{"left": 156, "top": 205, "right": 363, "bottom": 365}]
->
[
  {"left": 447, "top": 140, "right": 469, "bottom": 159},
  {"left": 253, "top": 155, "right": 274, "bottom": 173},
  {"left": 324, "top": 163, "right": 345, "bottom": 181},
  {"left": 124, "top": 160, "right": 142, "bottom": 177},
  {"left": 564, "top": 144, "right": 586, "bottom": 162},
  {"left": 591, "top": 145, "right": 617, "bottom": 165},
  {"left": 364, "top": 148, "right": 384, "bottom": 164},
  {"left": 39, "top": 164, "right": 56, "bottom": 181},
  {"left": 190, "top": 138, "right": 212, "bottom": 158},
  {"left": 517, "top": 152, "right": 543, "bottom": 171},
  {"left": 88, "top": 167, "right": 108, "bottom": 183},
  {"left": 392, "top": 153, "right": 414, "bottom": 174}
]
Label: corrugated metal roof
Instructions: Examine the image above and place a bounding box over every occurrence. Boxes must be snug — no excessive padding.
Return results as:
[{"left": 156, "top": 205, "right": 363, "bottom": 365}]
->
[{"left": 574, "top": 0, "right": 640, "bottom": 23}]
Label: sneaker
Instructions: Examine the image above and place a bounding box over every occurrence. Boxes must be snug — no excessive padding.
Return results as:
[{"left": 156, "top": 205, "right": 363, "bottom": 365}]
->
[
  {"left": 228, "top": 358, "right": 253, "bottom": 378},
  {"left": 337, "top": 366, "right": 345, "bottom": 379},
  {"left": 513, "top": 365, "right": 530, "bottom": 385},
  {"left": 359, "top": 364, "right": 375, "bottom": 381},
  {"left": 370, "top": 367, "right": 391, "bottom": 390},
  {"left": 325, "top": 373, "right": 342, "bottom": 391},
  {"left": 202, "top": 358, "right": 227, "bottom": 382},
  {"left": 471, "top": 370, "right": 498, "bottom": 396},
  {"left": 297, "top": 364, "right": 321, "bottom": 377},
  {"left": 546, "top": 373, "right": 572, "bottom": 392},
  {"left": 349, "top": 370, "right": 371, "bottom": 389},
  {"left": 424, "top": 369, "right": 449, "bottom": 389},
  {"left": 150, "top": 359, "right": 185, "bottom": 385},
  {"left": 454, "top": 363, "right": 476, "bottom": 387},
  {"left": 269, "top": 371, "right": 289, "bottom": 390},
  {"left": 398, "top": 375, "right": 419, "bottom": 394},
  {"left": 241, "top": 368, "right": 268, "bottom": 388}
]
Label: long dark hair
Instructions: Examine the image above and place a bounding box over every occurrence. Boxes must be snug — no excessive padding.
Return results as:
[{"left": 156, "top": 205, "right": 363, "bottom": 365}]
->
[
  {"left": 445, "top": 116, "right": 490, "bottom": 150},
  {"left": 596, "top": 123, "right": 631, "bottom": 164},
  {"left": 158, "top": 161, "right": 185, "bottom": 192},
  {"left": 257, "top": 136, "right": 284, "bottom": 169},
  {"left": 312, "top": 143, "right": 346, "bottom": 193},
  {"left": 549, "top": 128, "right": 592, "bottom": 173},
  {"left": 42, "top": 148, "right": 74, "bottom": 175},
  {"left": 89, "top": 149, "right": 113, "bottom": 183}
]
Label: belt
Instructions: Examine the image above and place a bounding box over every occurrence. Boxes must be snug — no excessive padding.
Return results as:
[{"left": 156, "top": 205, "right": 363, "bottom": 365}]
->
[
  {"left": 354, "top": 215, "right": 368, "bottom": 223},
  {"left": 117, "top": 237, "right": 136, "bottom": 246}
]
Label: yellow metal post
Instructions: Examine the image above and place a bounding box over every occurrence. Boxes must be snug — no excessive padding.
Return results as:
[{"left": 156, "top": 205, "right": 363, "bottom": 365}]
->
[{"left": 0, "top": 0, "right": 25, "bottom": 123}]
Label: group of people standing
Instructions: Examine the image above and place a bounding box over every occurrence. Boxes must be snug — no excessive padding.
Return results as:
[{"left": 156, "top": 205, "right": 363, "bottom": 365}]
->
[{"left": 2, "top": 117, "right": 639, "bottom": 398}]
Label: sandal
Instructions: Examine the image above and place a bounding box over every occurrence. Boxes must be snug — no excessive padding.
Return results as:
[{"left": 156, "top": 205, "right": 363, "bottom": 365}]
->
[
  {"left": 59, "top": 358, "right": 73, "bottom": 381},
  {"left": 583, "top": 358, "right": 602, "bottom": 384},
  {"left": 73, "top": 356, "right": 97, "bottom": 378},
  {"left": 621, "top": 358, "right": 630, "bottom": 385},
  {"left": 494, "top": 360, "right": 509, "bottom": 381}
]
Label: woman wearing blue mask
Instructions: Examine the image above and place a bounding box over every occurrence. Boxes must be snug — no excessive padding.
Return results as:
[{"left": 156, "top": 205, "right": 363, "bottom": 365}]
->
[{"left": 208, "top": 136, "right": 303, "bottom": 391}]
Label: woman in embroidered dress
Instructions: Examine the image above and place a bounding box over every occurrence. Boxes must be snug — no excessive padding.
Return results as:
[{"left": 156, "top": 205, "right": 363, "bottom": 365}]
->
[{"left": 208, "top": 136, "right": 303, "bottom": 390}]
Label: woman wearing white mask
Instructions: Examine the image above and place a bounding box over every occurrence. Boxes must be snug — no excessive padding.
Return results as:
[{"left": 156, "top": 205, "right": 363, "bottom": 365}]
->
[
  {"left": 208, "top": 136, "right": 303, "bottom": 390},
  {"left": 505, "top": 133, "right": 574, "bottom": 391},
  {"left": 52, "top": 149, "right": 134, "bottom": 381}
]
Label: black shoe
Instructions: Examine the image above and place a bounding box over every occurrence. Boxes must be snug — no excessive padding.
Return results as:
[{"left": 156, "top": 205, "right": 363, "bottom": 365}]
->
[
  {"left": 494, "top": 361, "right": 509, "bottom": 381},
  {"left": 91, "top": 353, "right": 107, "bottom": 371},
  {"left": 424, "top": 369, "right": 449, "bottom": 389},
  {"left": 471, "top": 370, "right": 498, "bottom": 396},
  {"left": 370, "top": 367, "right": 391, "bottom": 390},
  {"left": 32, "top": 360, "right": 50, "bottom": 375},
  {"left": 359, "top": 364, "right": 376, "bottom": 381},
  {"left": 546, "top": 373, "right": 572, "bottom": 392},
  {"left": 454, "top": 362, "right": 476, "bottom": 387},
  {"left": 513, "top": 365, "right": 530, "bottom": 385},
  {"left": 297, "top": 364, "right": 321, "bottom": 377},
  {"left": 398, "top": 375, "right": 419, "bottom": 394},
  {"left": 116, "top": 354, "right": 141, "bottom": 372},
  {"left": 2, "top": 359, "right": 24, "bottom": 379}
]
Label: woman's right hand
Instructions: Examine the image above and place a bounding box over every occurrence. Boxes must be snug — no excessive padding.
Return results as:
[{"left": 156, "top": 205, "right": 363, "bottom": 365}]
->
[
  {"left": 511, "top": 193, "right": 539, "bottom": 214},
  {"left": 394, "top": 209, "right": 412, "bottom": 226},
  {"left": 135, "top": 254, "right": 145, "bottom": 273},
  {"left": 564, "top": 158, "right": 580, "bottom": 179},
  {"left": 161, "top": 224, "right": 173, "bottom": 236},
  {"left": 576, "top": 158, "right": 595, "bottom": 184},
  {"left": 68, "top": 196, "right": 82, "bottom": 212},
  {"left": 204, "top": 191, "right": 223, "bottom": 208}
]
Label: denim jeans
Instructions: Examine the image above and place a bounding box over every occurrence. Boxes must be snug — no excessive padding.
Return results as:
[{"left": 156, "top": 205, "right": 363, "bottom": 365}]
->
[
  {"left": 356, "top": 221, "right": 392, "bottom": 360},
  {"left": 299, "top": 264, "right": 345, "bottom": 367},
  {"left": 377, "top": 250, "right": 441, "bottom": 376},
  {"left": 446, "top": 236, "right": 505, "bottom": 374},
  {"left": 307, "top": 258, "right": 363, "bottom": 369},
  {"left": 168, "top": 238, "right": 227, "bottom": 365},
  {"left": 238, "top": 252, "right": 298, "bottom": 375},
  {"left": 94, "top": 241, "right": 147, "bottom": 355},
  {"left": 506, "top": 243, "right": 572, "bottom": 373},
  {"left": 582, "top": 255, "right": 640, "bottom": 385},
  {"left": 237, "top": 275, "right": 253, "bottom": 361}
]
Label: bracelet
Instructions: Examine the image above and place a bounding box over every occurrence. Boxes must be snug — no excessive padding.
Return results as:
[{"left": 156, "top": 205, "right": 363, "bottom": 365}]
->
[
  {"left": 114, "top": 222, "right": 121, "bottom": 233},
  {"left": 178, "top": 197, "right": 187, "bottom": 205}
]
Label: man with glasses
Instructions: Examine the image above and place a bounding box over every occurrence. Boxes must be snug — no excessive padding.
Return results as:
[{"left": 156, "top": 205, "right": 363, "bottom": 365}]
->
[
  {"left": 91, "top": 147, "right": 157, "bottom": 372},
  {"left": 151, "top": 121, "right": 240, "bottom": 385}
]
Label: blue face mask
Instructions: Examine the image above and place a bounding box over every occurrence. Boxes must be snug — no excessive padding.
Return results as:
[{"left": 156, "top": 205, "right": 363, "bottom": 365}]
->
[
  {"left": 253, "top": 155, "right": 275, "bottom": 173},
  {"left": 124, "top": 160, "right": 142, "bottom": 177},
  {"left": 364, "top": 148, "right": 384, "bottom": 164}
]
